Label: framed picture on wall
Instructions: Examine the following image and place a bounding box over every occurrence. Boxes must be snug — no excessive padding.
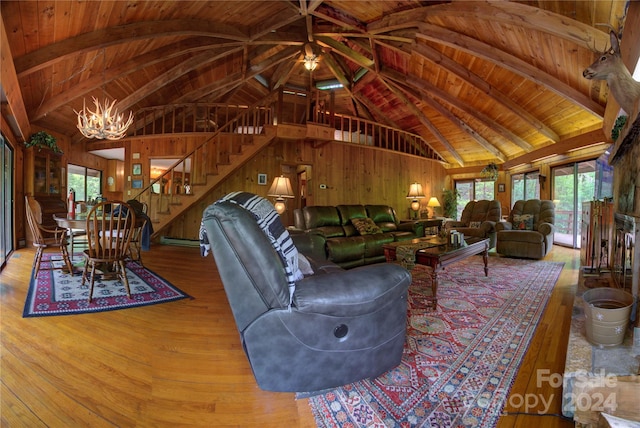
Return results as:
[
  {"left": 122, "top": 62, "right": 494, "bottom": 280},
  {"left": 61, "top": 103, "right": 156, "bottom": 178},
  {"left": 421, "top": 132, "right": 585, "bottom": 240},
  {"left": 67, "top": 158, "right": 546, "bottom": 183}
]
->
[
  {"left": 258, "top": 173, "right": 267, "bottom": 185},
  {"left": 132, "top": 179, "right": 143, "bottom": 189},
  {"left": 132, "top": 163, "right": 142, "bottom": 176},
  {"left": 498, "top": 183, "right": 505, "bottom": 193}
]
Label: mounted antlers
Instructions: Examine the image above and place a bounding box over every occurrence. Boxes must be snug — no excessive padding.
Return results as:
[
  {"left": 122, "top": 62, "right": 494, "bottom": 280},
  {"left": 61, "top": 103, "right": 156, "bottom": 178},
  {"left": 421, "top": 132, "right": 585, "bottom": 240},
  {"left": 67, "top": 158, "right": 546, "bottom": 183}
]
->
[{"left": 583, "top": 31, "right": 640, "bottom": 131}]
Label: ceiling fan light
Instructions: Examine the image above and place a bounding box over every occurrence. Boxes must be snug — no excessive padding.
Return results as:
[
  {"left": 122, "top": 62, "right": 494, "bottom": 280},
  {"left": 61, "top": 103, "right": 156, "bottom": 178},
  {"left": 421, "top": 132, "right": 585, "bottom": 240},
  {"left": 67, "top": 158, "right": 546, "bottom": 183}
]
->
[{"left": 303, "top": 43, "right": 319, "bottom": 71}]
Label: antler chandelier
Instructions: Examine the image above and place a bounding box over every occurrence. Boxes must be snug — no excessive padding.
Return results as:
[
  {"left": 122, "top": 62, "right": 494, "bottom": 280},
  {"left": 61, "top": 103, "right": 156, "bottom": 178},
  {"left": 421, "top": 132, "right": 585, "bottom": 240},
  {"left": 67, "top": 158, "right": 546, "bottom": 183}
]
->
[{"left": 75, "top": 97, "right": 134, "bottom": 140}]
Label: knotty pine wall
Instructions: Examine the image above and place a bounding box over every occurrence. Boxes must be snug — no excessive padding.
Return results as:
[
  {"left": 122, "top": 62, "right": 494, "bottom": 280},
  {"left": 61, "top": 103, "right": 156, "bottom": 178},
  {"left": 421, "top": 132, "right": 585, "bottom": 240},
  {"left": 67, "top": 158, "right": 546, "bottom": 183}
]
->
[{"left": 159, "top": 138, "right": 448, "bottom": 240}]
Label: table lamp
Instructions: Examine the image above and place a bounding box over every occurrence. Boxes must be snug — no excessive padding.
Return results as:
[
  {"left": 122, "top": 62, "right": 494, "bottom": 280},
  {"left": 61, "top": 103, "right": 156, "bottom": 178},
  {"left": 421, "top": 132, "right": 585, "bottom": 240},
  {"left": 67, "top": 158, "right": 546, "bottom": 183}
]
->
[
  {"left": 268, "top": 176, "right": 295, "bottom": 214},
  {"left": 406, "top": 183, "right": 425, "bottom": 219},
  {"left": 427, "top": 196, "right": 441, "bottom": 218}
]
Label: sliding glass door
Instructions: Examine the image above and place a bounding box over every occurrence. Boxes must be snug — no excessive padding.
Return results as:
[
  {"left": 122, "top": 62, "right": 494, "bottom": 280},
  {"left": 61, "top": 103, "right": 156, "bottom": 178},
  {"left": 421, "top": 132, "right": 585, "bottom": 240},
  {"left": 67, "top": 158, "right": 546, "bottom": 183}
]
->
[
  {"left": 1, "top": 135, "right": 14, "bottom": 270},
  {"left": 552, "top": 160, "right": 596, "bottom": 248}
]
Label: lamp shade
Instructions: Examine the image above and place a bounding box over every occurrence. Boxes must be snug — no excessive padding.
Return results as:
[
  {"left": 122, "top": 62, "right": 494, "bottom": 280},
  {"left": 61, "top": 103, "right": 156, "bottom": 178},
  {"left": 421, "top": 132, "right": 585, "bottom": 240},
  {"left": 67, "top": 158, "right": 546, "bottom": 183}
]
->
[
  {"left": 268, "top": 176, "right": 294, "bottom": 215},
  {"left": 267, "top": 176, "right": 294, "bottom": 198},
  {"left": 406, "top": 183, "right": 425, "bottom": 199},
  {"left": 427, "top": 197, "right": 441, "bottom": 208}
]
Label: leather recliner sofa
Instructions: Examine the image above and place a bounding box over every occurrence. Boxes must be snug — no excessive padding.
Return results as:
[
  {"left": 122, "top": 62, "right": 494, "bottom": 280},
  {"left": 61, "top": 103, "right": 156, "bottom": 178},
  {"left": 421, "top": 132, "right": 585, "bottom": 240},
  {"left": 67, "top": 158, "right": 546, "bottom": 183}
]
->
[
  {"left": 201, "top": 194, "right": 411, "bottom": 392},
  {"left": 443, "top": 200, "right": 501, "bottom": 248},
  {"left": 293, "top": 204, "right": 425, "bottom": 268},
  {"left": 496, "top": 199, "right": 555, "bottom": 259}
]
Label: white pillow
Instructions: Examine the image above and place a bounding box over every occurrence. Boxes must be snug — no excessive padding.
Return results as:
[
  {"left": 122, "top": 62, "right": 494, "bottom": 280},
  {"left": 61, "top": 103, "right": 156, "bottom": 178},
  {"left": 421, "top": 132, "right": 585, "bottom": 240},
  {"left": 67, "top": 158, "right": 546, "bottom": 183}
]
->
[{"left": 297, "top": 253, "right": 314, "bottom": 276}]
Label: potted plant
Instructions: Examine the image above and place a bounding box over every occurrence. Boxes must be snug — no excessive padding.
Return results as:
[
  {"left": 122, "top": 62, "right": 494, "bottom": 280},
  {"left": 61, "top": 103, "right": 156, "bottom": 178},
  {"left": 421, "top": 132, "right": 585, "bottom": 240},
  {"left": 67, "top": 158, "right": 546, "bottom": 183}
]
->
[
  {"left": 24, "top": 131, "right": 63, "bottom": 154},
  {"left": 442, "top": 189, "right": 460, "bottom": 220}
]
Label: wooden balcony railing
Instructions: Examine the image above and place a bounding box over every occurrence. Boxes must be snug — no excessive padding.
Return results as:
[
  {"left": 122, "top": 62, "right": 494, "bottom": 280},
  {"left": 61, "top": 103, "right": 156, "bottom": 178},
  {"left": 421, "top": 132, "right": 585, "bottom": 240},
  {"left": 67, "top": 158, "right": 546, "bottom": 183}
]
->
[{"left": 131, "top": 89, "right": 444, "bottom": 163}]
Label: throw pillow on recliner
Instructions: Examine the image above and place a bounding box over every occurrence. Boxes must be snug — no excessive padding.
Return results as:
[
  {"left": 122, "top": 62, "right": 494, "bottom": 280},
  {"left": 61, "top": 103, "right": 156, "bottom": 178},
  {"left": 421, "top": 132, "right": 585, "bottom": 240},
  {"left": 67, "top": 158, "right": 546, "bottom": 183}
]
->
[
  {"left": 512, "top": 214, "right": 534, "bottom": 230},
  {"left": 352, "top": 218, "right": 383, "bottom": 235}
]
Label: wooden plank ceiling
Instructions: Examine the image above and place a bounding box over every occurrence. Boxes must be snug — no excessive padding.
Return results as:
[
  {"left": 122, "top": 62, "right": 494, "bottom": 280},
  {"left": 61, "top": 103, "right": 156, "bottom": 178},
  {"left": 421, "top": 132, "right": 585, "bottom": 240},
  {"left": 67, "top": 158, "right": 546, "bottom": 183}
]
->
[{"left": 0, "top": 0, "right": 631, "bottom": 169}]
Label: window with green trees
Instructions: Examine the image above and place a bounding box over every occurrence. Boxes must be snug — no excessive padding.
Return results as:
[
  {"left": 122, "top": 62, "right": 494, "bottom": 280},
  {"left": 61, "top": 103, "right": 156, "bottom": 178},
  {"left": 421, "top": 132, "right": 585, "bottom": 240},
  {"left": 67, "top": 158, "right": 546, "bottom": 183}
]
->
[
  {"left": 67, "top": 164, "right": 101, "bottom": 201},
  {"left": 511, "top": 171, "right": 540, "bottom": 206},
  {"left": 454, "top": 180, "right": 495, "bottom": 220}
]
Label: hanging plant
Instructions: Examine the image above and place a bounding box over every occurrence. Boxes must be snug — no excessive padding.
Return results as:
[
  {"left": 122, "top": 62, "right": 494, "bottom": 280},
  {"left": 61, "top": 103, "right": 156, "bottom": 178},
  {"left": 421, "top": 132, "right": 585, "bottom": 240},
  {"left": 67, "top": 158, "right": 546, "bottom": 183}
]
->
[
  {"left": 480, "top": 162, "right": 499, "bottom": 181},
  {"left": 611, "top": 115, "right": 627, "bottom": 141},
  {"left": 24, "top": 131, "right": 63, "bottom": 154}
]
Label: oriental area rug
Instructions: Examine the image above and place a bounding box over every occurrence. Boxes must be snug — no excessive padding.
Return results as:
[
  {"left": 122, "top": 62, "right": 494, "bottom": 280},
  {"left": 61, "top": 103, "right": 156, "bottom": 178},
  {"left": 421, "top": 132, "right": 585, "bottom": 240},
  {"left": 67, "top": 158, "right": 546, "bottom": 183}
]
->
[
  {"left": 23, "top": 253, "right": 190, "bottom": 317},
  {"left": 307, "top": 256, "right": 564, "bottom": 428}
]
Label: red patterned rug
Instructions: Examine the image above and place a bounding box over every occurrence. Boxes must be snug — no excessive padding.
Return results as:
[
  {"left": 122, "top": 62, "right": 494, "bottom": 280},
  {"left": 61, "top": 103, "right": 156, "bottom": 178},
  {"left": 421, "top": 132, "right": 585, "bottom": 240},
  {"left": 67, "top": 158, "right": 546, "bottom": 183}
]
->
[
  {"left": 307, "top": 255, "right": 564, "bottom": 427},
  {"left": 23, "top": 253, "right": 190, "bottom": 317}
]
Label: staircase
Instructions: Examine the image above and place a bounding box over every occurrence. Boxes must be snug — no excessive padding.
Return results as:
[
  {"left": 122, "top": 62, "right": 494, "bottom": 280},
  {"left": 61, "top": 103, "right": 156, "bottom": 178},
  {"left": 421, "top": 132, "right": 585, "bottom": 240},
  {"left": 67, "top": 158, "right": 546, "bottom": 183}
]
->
[{"left": 132, "top": 93, "right": 279, "bottom": 238}]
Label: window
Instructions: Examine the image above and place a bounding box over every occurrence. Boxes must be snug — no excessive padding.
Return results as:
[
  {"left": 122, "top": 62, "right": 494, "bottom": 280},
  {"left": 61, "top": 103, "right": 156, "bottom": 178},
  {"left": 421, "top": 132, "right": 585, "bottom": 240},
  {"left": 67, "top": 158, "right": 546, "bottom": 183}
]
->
[
  {"left": 454, "top": 180, "right": 495, "bottom": 220},
  {"left": 67, "top": 164, "right": 101, "bottom": 201},
  {"left": 511, "top": 171, "right": 540, "bottom": 206}
]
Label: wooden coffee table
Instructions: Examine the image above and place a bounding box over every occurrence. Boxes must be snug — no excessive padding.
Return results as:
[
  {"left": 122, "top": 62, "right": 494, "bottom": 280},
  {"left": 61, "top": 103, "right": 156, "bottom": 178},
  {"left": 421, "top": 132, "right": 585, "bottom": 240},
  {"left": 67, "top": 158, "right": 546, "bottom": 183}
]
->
[{"left": 383, "top": 236, "right": 489, "bottom": 309}]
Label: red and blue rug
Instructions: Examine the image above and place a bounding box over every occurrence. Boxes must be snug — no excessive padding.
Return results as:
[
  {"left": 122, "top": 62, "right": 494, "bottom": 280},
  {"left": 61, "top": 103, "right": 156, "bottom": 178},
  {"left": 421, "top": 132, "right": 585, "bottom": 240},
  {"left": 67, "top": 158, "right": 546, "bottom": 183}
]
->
[
  {"left": 307, "top": 256, "right": 564, "bottom": 427},
  {"left": 23, "top": 253, "right": 191, "bottom": 317}
]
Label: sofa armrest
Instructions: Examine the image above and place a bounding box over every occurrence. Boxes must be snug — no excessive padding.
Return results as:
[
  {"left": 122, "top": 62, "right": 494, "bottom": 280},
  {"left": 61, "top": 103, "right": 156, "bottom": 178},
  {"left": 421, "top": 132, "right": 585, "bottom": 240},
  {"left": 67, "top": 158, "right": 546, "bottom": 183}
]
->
[
  {"left": 538, "top": 222, "right": 554, "bottom": 236},
  {"left": 292, "top": 232, "right": 327, "bottom": 261},
  {"left": 480, "top": 220, "right": 497, "bottom": 234},
  {"left": 398, "top": 220, "right": 424, "bottom": 237},
  {"left": 444, "top": 220, "right": 466, "bottom": 229},
  {"left": 293, "top": 263, "right": 410, "bottom": 317},
  {"left": 495, "top": 221, "right": 512, "bottom": 232}
]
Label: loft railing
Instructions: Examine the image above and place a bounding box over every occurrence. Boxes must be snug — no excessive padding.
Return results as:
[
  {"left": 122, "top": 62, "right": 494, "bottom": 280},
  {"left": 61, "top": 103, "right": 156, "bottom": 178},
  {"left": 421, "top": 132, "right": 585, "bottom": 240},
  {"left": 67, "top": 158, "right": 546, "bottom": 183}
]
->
[
  {"left": 132, "top": 89, "right": 444, "bottom": 162},
  {"left": 324, "top": 112, "right": 444, "bottom": 162}
]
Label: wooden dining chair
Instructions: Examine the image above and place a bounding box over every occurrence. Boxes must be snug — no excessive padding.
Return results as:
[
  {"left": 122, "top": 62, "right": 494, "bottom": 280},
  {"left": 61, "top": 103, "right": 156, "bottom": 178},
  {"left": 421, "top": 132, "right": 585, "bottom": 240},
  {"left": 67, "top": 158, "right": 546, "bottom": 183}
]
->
[
  {"left": 127, "top": 200, "right": 148, "bottom": 267},
  {"left": 82, "top": 201, "right": 136, "bottom": 302},
  {"left": 25, "top": 195, "right": 74, "bottom": 277}
]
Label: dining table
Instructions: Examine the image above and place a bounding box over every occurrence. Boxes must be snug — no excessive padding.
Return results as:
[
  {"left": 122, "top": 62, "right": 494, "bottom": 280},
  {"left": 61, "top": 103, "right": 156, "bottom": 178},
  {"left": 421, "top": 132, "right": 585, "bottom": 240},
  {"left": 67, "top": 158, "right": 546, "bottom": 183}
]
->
[{"left": 53, "top": 213, "right": 144, "bottom": 278}]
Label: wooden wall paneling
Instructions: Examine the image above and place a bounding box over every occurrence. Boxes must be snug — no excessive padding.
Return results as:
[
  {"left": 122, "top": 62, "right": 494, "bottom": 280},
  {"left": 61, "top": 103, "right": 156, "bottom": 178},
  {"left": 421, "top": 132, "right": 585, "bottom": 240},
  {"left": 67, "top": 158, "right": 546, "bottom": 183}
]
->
[{"left": 160, "top": 138, "right": 447, "bottom": 240}]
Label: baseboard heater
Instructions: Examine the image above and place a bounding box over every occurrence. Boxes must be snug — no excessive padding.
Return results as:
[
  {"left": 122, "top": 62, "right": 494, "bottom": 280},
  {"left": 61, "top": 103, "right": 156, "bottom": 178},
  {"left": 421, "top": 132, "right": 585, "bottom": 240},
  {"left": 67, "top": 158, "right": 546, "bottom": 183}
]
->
[{"left": 160, "top": 236, "right": 200, "bottom": 247}]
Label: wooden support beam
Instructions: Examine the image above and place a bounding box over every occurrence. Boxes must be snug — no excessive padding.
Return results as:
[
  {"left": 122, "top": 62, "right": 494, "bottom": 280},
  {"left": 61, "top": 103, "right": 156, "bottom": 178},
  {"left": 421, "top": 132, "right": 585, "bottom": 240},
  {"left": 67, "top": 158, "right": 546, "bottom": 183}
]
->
[{"left": 1, "top": 18, "right": 30, "bottom": 142}]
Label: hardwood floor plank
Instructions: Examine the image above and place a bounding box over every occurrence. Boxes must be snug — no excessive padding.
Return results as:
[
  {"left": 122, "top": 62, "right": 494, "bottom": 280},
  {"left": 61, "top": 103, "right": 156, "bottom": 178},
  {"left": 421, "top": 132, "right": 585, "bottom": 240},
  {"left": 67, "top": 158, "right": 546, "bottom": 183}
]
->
[{"left": 1, "top": 244, "right": 580, "bottom": 427}]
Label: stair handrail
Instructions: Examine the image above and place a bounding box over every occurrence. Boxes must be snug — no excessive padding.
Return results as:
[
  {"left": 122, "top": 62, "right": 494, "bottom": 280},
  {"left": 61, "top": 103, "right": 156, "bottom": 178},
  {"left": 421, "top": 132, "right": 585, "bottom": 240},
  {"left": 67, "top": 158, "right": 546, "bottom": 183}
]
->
[{"left": 131, "top": 90, "right": 281, "bottom": 218}]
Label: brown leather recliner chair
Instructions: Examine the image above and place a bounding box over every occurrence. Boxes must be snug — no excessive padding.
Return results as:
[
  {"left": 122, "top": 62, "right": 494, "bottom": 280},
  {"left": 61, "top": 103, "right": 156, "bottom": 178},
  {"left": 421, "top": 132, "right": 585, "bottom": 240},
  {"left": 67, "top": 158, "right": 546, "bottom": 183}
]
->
[
  {"left": 496, "top": 199, "right": 555, "bottom": 259},
  {"left": 444, "top": 200, "right": 501, "bottom": 248}
]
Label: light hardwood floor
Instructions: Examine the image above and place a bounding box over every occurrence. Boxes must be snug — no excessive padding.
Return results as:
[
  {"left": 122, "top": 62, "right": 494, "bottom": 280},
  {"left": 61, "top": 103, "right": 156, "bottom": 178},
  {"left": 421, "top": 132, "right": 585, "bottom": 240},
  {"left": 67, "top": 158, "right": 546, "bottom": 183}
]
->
[{"left": 1, "top": 244, "right": 579, "bottom": 427}]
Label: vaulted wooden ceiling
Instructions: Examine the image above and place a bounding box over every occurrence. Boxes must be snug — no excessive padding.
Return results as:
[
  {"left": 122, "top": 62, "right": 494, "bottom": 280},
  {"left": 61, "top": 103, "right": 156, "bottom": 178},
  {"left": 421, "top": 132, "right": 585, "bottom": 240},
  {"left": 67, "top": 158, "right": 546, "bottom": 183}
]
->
[{"left": 1, "top": 1, "right": 634, "bottom": 169}]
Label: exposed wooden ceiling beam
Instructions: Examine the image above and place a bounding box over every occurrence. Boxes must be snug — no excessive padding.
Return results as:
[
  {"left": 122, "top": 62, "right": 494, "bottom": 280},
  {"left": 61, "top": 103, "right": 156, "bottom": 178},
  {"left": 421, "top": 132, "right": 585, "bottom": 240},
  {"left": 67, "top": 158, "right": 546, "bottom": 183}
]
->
[
  {"left": 315, "top": 36, "right": 374, "bottom": 69},
  {"left": 405, "top": 75, "right": 534, "bottom": 153},
  {"left": 394, "top": 79, "right": 507, "bottom": 162},
  {"left": 376, "top": 40, "right": 536, "bottom": 157},
  {"left": 33, "top": 39, "right": 236, "bottom": 121},
  {"left": 383, "top": 70, "right": 507, "bottom": 161},
  {"left": 378, "top": 74, "right": 464, "bottom": 167},
  {"left": 15, "top": 20, "right": 250, "bottom": 78},
  {"left": 174, "top": 46, "right": 300, "bottom": 104},
  {"left": 368, "top": 2, "right": 610, "bottom": 49},
  {"left": 1, "top": 18, "right": 30, "bottom": 141},
  {"left": 502, "top": 128, "right": 607, "bottom": 169},
  {"left": 117, "top": 48, "right": 244, "bottom": 110},
  {"left": 408, "top": 41, "right": 560, "bottom": 143},
  {"left": 321, "top": 53, "right": 351, "bottom": 89},
  {"left": 415, "top": 23, "right": 605, "bottom": 118}
]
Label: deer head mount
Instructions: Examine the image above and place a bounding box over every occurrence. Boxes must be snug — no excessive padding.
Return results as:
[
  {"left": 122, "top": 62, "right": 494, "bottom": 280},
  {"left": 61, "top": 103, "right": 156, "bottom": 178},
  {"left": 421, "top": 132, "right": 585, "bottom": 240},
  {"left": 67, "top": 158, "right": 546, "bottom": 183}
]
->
[{"left": 583, "top": 30, "right": 640, "bottom": 120}]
